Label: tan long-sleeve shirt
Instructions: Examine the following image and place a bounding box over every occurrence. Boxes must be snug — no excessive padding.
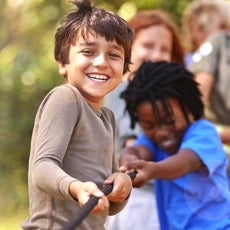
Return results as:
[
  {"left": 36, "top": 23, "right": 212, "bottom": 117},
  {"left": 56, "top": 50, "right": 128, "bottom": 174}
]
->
[{"left": 22, "top": 84, "right": 126, "bottom": 230}]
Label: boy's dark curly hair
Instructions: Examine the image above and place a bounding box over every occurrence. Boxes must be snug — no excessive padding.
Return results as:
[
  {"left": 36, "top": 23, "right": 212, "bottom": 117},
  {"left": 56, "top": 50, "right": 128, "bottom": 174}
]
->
[
  {"left": 120, "top": 61, "right": 204, "bottom": 129},
  {"left": 54, "top": 0, "right": 134, "bottom": 73}
]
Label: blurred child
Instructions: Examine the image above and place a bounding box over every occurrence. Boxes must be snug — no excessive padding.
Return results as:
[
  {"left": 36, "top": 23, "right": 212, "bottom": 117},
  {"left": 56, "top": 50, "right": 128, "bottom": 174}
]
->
[
  {"left": 120, "top": 61, "right": 230, "bottom": 230},
  {"left": 104, "top": 9, "right": 184, "bottom": 230},
  {"left": 22, "top": 0, "right": 134, "bottom": 229},
  {"left": 105, "top": 9, "right": 184, "bottom": 150},
  {"left": 182, "top": 0, "right": 230, "bottom": 55},
  {"left": 182, "top": 0, "right": 230, "bottom": 154}
]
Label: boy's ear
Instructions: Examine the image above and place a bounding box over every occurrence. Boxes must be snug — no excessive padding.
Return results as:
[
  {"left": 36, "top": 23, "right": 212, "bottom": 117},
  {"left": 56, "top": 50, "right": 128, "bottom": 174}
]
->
[{"left": 58, "top": 62, "right": 67, "bottom": 76}]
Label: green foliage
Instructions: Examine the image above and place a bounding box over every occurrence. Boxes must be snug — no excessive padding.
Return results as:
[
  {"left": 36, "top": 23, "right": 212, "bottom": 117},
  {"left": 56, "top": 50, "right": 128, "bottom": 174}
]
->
[
  {"left": 0, "top": 0, "right": 192, "bottom": 218},
  {"left": 0, "top": 0, "right": 65, "bottom": 216},
  {"left": 0, "top": 209, "right": 28, "bottom": 230}
]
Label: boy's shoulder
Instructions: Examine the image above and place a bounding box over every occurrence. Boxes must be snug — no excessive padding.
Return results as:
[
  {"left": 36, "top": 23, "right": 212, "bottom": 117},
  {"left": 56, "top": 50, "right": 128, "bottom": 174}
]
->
[
  {"left": 190, "top": 118, "right": 215, "bottom": 130},
  {"left": 186, "top": 119, "right": 218, "bottom": 140},
  {"left": 40, "top": 84, "right": 83, "bottom": 108},
  {"left": 46, "top": 84, "right": 83, "bottom": 100},
  {"left": 51, "top": 83, "right": 80, "bottom": 94}
]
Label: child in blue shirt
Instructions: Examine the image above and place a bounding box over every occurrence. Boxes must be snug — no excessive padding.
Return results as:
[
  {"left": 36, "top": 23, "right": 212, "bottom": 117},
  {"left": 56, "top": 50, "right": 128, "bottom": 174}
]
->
[{"left": 120, "top": 61, "right": 230, "bottom": 230}]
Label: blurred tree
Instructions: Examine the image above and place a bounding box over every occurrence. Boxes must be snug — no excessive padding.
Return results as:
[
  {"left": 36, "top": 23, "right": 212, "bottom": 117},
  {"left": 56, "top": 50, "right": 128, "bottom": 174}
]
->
[
  {"left": 0, "top": 0, "right": 193, "bottom": 217},
  {"left": 0, "top": 0, "right": 67, "bottom": 216}
]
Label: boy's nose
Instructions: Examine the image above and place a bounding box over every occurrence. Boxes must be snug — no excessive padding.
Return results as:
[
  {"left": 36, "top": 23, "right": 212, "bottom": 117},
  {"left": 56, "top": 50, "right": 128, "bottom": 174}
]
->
[
  {"left": 155, "top": 126, "right": 170, "bottom": 141},
  {"left": 93, "top": 53, "right": 107, "bottom": 67}
]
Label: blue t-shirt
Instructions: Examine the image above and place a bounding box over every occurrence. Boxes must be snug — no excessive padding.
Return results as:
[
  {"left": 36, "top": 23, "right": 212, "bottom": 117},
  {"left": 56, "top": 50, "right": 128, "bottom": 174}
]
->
[{"left": 134, "top": 119, "right": 230, "bottom": 230}]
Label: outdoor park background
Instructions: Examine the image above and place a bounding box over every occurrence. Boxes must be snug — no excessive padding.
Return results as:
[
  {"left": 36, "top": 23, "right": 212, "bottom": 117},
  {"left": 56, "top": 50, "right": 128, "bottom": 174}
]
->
[{"left": 0, "top": 0, "right": 211, "bottom": 228}]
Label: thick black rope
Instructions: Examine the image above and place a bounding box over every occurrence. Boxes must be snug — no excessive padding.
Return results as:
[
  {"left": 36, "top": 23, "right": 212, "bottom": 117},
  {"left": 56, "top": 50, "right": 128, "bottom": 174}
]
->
[{"left": 63, "top": 171, "right": 137, "bottom": 230}]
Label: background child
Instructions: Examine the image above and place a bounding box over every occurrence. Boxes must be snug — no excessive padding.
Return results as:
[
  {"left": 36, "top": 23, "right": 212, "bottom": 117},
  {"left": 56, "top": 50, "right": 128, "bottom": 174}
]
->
[
  {"left": 104, "top": 9, "right": 184, "bottom": 150},
  {"left": 182, "top": 0, "right": 230, "bottom": 58},
  {"left": 104, "top": 9, "right": 184, "bottom": 230},
  {"left": 120, "top": 61, "right": 230, "bottom": 230},
  {"left": 22, "top": 0, "right": 134, "bottom": 229},
  {"left": 182, "top": 0, "right": 230, "bottom": 155}
]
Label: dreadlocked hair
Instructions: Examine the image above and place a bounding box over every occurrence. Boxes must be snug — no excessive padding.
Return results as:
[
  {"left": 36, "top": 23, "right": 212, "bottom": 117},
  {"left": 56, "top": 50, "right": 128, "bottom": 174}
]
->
[{"left": 120, "top": 61, "right": 204, "bottom": 129}]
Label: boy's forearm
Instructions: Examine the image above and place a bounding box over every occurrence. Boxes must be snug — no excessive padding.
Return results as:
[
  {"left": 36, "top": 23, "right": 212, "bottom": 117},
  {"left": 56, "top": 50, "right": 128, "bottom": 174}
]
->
[
  {"left": 148, "top": 160, "right": 184, "bottom": 180},
  {"left": 119, "top": 146, "right": 152, "bottom": 165},
  {"left": 119, "top": 147, "right": 140, "bottom": 165},
  {"left": 149, "top": 150, "right": 203, "bottom": 180},
  {"left": 33, "top": 159, "right": 77, "bottom": 201}
]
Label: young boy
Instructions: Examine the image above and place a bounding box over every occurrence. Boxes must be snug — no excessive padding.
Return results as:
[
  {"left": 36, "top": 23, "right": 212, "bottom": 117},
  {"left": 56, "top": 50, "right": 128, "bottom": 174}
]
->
[
  {"left": 22, "top": 0, "right": 134, "bottom": 229},
  {"left": 120, "top": 61, "right": 230, "bottom": 229}
]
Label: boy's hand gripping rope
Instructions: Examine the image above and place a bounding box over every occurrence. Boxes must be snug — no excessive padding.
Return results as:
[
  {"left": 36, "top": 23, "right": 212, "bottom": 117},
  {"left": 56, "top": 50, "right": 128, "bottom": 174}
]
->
[{"left": 63, "top": 170, "right": 137, "bottom": 230}]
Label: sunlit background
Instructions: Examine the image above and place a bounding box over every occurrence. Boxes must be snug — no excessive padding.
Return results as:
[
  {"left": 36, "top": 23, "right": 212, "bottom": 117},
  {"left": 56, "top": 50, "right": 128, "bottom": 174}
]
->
[{"left": 0, "top": 0, "right": 229, "bottom": 229}]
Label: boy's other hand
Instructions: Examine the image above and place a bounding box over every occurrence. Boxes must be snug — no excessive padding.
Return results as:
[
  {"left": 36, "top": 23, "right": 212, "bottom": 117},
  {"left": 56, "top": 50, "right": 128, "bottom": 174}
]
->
[
  {"left": 69, "top": 181, "right": 109, "bottom": 214},
  {"left": 104, "top": 172, "right": 132, "bottom": 202},
  {"left": 120, "top": 160, "right": 151, "bottom": 187}
]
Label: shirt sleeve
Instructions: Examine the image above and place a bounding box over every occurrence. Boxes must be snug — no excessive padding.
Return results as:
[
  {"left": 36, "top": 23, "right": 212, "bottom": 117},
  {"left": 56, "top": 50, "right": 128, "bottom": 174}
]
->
[
  {"left": 31, "top": 86, "right": 80, "bottom": 200},
  {"left": 181, "top": 119, "right": 227, "bottom": 175},
  {"left": 134, "top": 120, "right": 227, "bottom": 175},
  {"left": 189, "top": 33, "right": 221, "bottom": 76}
]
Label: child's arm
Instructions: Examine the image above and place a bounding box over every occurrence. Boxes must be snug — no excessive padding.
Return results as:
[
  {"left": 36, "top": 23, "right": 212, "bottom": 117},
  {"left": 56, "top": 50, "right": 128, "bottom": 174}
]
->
[
  {"left": 119, "top": 145, "right": 153, "bottom": 165},
  {"left": 120, "top": 147, "right": 204, "bottom": 187}
]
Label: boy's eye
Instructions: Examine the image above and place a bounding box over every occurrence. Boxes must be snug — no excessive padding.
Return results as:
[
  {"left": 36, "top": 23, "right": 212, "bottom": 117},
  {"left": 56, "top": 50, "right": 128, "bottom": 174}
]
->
[
  {"left": 143, "top": 126, "right": 153, "bottom": 131},
  {"left": 81, "top": 49, "right": 95, "bottom": 55},
  {"left": 140, "top": 122, "right": 154, "bottom": 131},
  {"left": 161, "top": 46, "right": 171, "bottom": 54},
  {"left": 109, "top": 52, "right": 121, "bottom": 59},
  {"left": 142, "top": 43, "right": 154, "bottom": 49}
]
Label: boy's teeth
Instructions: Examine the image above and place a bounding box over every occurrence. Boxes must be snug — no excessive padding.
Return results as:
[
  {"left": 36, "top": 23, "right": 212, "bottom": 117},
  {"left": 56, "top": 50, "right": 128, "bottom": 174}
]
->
[{"left": 89, "top": 74, "right": 108, "bottom": 80}]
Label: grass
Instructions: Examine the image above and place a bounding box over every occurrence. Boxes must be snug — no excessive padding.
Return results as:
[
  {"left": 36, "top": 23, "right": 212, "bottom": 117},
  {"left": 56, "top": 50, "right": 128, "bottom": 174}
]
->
[{"left": 0, "top": 210, "right": 28, "bottom": 230}]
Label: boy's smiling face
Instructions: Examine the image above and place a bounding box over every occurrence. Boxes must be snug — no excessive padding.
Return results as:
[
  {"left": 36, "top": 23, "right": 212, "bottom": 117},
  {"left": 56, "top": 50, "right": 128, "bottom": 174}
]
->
[
  {"left": 59, "top": 31, "right": 125, "bottom": 109},
  {"left": 137, "top": 98, "right": 194, "bottom": 154}
]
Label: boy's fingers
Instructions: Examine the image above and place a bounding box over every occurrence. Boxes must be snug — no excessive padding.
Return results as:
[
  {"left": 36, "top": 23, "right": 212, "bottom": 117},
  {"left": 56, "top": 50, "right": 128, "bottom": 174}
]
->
[
  {"left": 86, "top": 186, "right": 104, "bottom": 198},
  {"left": 79, "top": 183, "right": 104, "bottom": 200},
  {"left": 120, "top": 160, "right": 138, "bottom": 172},
  {"left": 78, "top": 190, "right": 104, "bottom": 207},
  {"left": 119, "top": 165, "right": 128, "bottom": 172}
]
